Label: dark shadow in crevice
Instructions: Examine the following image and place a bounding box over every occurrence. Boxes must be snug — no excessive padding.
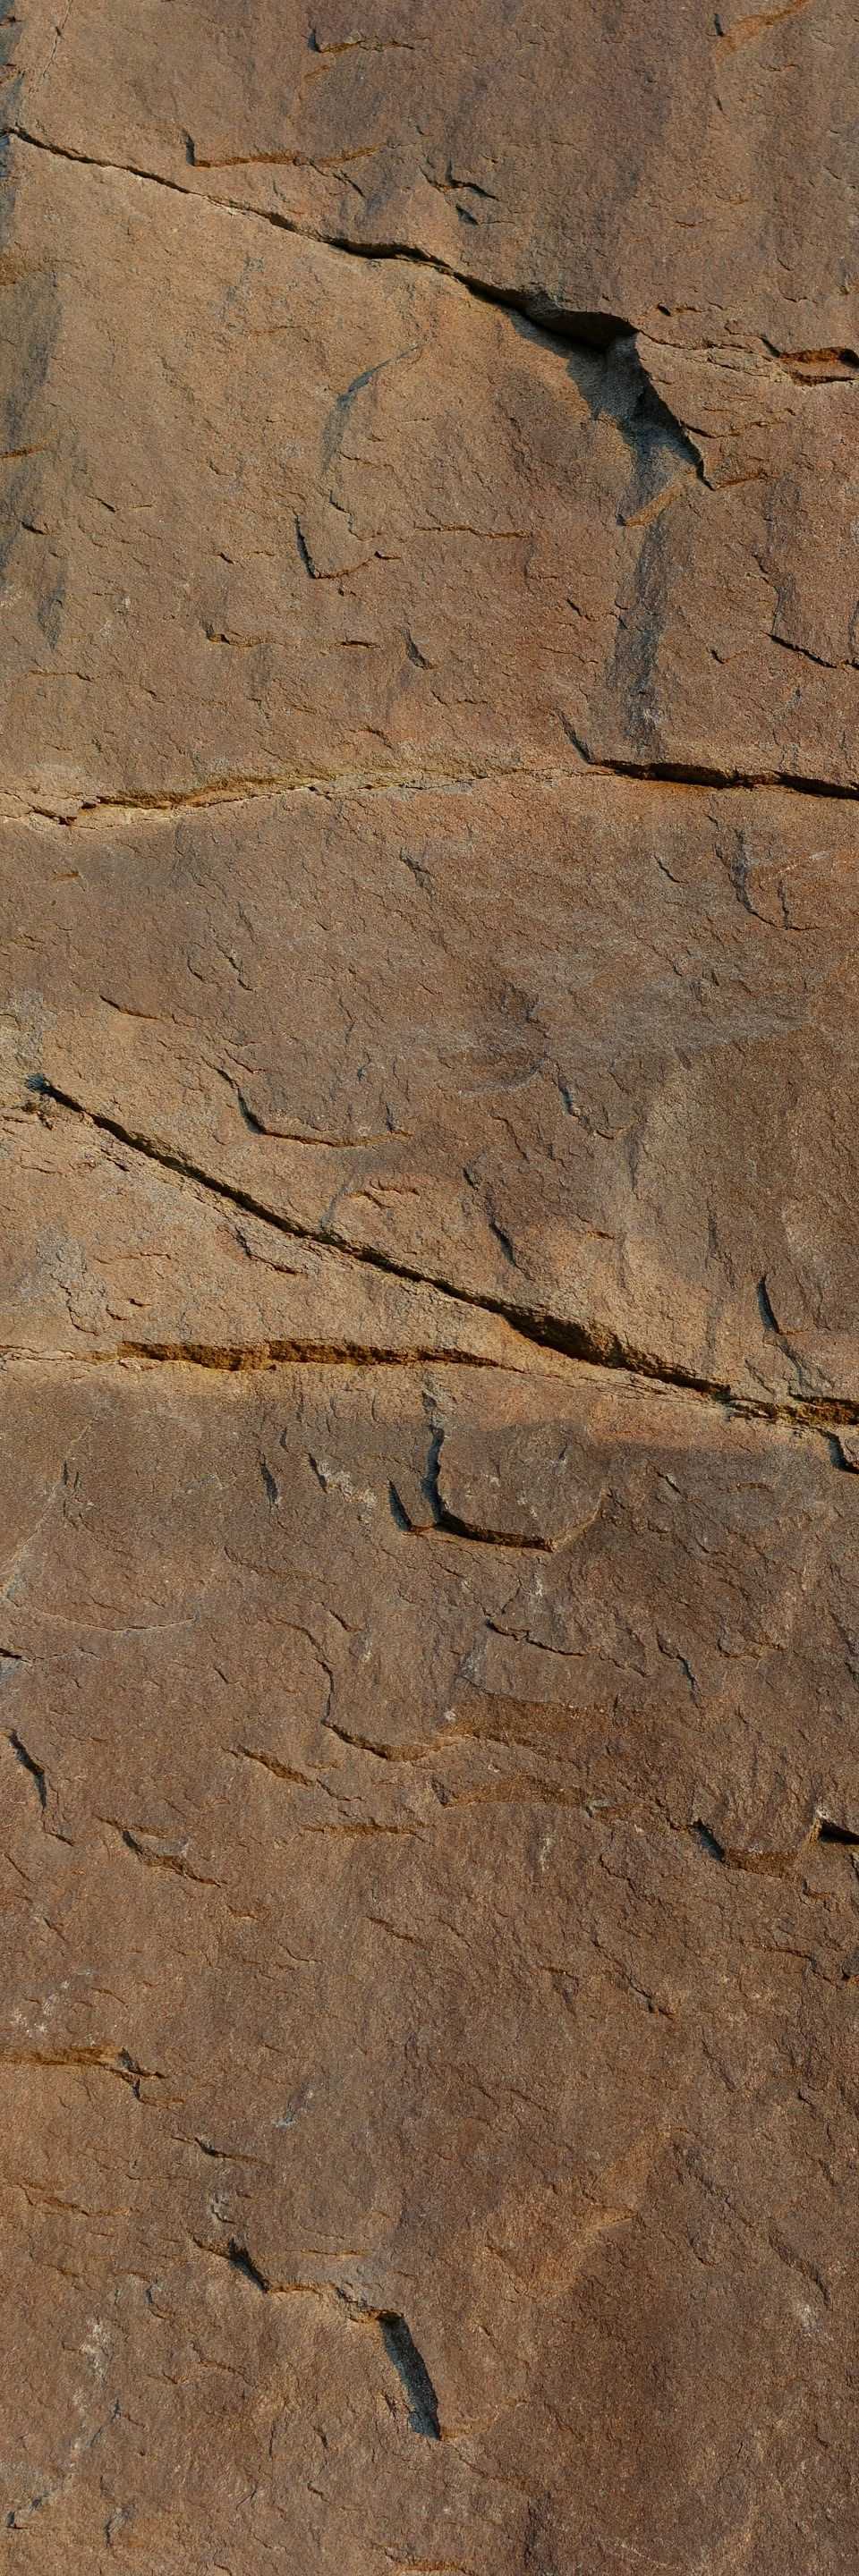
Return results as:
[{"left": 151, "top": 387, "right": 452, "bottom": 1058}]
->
[{"left": 378, "top": 2313, "right": 441, "bottom": 2439}]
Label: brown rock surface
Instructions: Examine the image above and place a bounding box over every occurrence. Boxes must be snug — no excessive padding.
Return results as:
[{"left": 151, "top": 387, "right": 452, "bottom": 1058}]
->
[
  {"left": 3, "top": 6, "right": 859, "bottom": 2571},
  {"left": 5, "top": 134, "right": 859, "bottom": 809},
  {"left": 11, "top": 0, "right": 859, "bottom": 352},
  {"left": 4, "top": 776, "right": 859, "bottom": 1402}
]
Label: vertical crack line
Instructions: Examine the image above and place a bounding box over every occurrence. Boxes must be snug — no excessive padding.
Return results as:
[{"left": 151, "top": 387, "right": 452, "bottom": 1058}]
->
[
  {"left": 7, "top": 1729, "right": 47, "bottom": 1809},
  {"left": 378, "top": 2313, "right": 441, "bottom": 2439},
  {"left": 226, "top": 2239, "right": 270, "bottom": 2291}
]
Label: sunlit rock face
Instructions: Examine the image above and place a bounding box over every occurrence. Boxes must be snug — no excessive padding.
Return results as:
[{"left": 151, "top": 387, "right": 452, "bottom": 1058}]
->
[{"left": 2, "top": 8, "right": 859, "bottom": 2568}]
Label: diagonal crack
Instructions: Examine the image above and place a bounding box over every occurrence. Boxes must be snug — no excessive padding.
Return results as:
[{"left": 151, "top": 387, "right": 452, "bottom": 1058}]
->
[
  {"left": 11, "top": 120, "right": 851, "bottom": 428},
  {"left": 10, "top": 114, "right": 859, "bottom": 495},
  {"left": 7, "top": 1727, "right": 47, "bottom": 1809},
  {"left": 7, "top": 125, "right": 627, "bottom": 360},
  {"left": 23, "top": 1077, "right": 859, "bottom": 1438},
  {"left": 377, "top": 2314, "right": 441, "bottom": 2439}
]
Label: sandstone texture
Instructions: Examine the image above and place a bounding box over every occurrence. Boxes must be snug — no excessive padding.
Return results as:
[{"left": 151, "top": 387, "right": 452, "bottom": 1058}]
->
[{"left": 2, "top": 7, "right": 859, "bottom": 2572}]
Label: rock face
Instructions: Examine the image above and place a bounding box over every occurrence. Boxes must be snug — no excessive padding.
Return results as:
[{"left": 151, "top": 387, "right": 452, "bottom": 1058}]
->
[{"left": 2, "top": 9, "right": 859, "bottom": 2569}]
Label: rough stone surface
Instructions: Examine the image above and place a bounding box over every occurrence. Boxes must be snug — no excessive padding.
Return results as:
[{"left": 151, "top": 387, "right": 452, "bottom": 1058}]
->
[
  {"left": 6, "top": 135, "right": 859, "bottom": 810},
  {"left": 3, "top": 7, "right": 859, "bottom": 2571}
]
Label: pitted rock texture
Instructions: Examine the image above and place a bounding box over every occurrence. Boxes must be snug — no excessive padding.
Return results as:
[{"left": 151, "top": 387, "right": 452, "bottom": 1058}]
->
[{"left": 3, "top": 7, "right": 859, "bottom": 2572}]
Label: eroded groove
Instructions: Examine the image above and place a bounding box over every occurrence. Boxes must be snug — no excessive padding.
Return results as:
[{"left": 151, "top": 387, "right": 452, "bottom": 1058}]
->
[
  {"left": 114, "top": 1339, "right": 500, "bottom": 1373},
  {"left": 397, "top": 1426, "right": 557, "bottom": 1548},
  {"left": 774, "top": 347, "right": 859, "bottom": 383},
  {"left": 23, "top": 1077, "right": 859, "bottom": 1436},
  {"left": 114, "top": 1825, "right": 218, "bottom": 1886}
]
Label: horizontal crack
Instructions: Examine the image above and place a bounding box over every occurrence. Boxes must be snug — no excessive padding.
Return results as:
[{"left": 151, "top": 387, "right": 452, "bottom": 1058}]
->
[
  {"left": 23, "top": 755, "right": 550, "bottom": 828},
  {"left": 114, "top": 1341, "right": 505, "bottom": 1372},
  {"left": 16, "top": 748, "right": 859, "bottom": 835},
  {"left": 0, "top": 2045, "right": 161, "bottom": 2092},
  {"left": 203, "top": 1734, "right": 859, "bottom": 1910},
  {"left": 693, "top": 1811, "right": 859, "bottom": 1877},
  {"left": 23, "top": 1080, "right": 859, "bottom": 1438},
  {"left": 560, "top": 734, "right": 859, "bottom": 806}
]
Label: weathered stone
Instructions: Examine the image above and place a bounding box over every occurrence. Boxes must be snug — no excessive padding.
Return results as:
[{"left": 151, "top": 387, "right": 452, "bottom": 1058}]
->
[
  {"left": 0, "top": 1097, "right": 540, "bottom": 1368},
  {"left": 4, "top": 775, "right": 859, "bottom": 1403},
  {"left": 4, "top": 3, "right": 859, "bottom": 2567},
  {"left": 4, "top": 143, "right": 859, "bottom": 815},
  {"left": 3, "top": 1364, "right": 859, "bottom": 2569},
  {"left": 11, "top": 0, "right": 859, "bottom": 353}
]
